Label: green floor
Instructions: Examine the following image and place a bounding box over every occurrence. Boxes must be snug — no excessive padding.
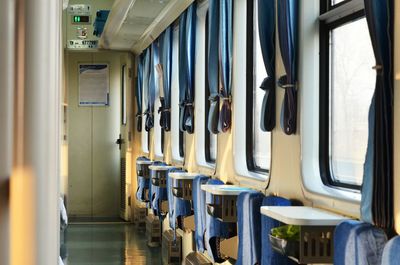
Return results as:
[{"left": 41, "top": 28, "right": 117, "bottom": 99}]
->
[{"left": 63, "top": 224, "right": 162, "bottom": 265}]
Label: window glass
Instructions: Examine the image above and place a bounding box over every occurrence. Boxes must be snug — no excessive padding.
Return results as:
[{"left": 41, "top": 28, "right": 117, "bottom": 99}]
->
[
  {"left": 171, "top": 26, "right": 184, "bottom": 160},
  {"left": 331, "top": 0, "right": 345, "bottom": 5},
  {"left": 329, "top": 18, "right": 375, "bottom": 186},
  {"left": 251, "top": 0, "right": 271, "bottom": 171},
  {"left": 205, "top": 12, "right": 217, "bottom": 163}
]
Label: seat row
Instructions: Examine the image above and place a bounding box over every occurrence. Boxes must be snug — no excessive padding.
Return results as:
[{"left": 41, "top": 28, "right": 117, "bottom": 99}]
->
[{"left": 134, "top": 156, "right": 400, "bottom": 265}]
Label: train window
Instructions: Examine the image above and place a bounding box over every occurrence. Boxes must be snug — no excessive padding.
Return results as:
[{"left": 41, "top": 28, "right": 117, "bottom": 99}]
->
[
  {"left": 171, "top": 26, "right": 184, "bottom": 161},
  {"left": 205, "top": 13, "right": 217, "bottom": 164},
  {"left": 320, "top": 1, "right": 374, "bottom": 188},
  {"left": 247, "top": 0, "right": 271, "bottom": 173}
]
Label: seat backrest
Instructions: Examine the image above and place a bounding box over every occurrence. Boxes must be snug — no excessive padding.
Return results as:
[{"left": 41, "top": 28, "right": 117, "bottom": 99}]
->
[
  {"left": 261, "top": 196, "right": 296, "bottom": 265},
  {"left": 334, "top": 220, "right": 387, "bottom": 265},
  {"left": 192, "top": 175, "right": 210, "bottom": 252},
  {"left": 382, "top": 236, "right": 400, "bottom": 265},
  {"left": 236, "top": 191, "right": 264, "bottom": 265}
]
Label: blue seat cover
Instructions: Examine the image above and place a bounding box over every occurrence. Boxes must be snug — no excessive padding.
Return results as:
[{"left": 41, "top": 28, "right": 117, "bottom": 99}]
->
[
  {"left": 334, "top": 220, "right": 387, "bottom": 265},
  {"left": 261, "top": 196, "right": 296, "bottom": 265},
  {"left": 167, "top": 169, "right": 192, "bottom": 230},
  {"left": 236, "top": 191, "right": 264, "bottom": 265},
  {"left": 382, "top": 236, "right": 400, "bottom": 265},
  {"left": 205, "top": 179, "right": 236, "bottom": 262},
  {"left": 192, "top": 175, "right": 210, "bottom": 252}
]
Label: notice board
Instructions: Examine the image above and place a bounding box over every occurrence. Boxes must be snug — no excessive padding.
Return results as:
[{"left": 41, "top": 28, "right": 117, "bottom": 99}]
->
[{"left": 79, "top": 64, "right": 109, "bottom": 106}]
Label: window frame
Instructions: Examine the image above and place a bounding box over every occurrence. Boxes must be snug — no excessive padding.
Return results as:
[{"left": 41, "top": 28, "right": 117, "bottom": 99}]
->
[
  {"left": 232, "top": 0, "right": 269, "bottom": 183},
  {"left": 245, "top": 0, "right": 270, "bottom": 174},
  {"left": 319, "top": 0, "right": 366, "bottom": 190}
]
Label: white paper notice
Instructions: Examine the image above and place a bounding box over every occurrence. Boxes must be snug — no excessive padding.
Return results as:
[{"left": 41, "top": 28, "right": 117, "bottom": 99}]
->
[{"left": 79, "top": 64, "right": 109, "bottom": 106}]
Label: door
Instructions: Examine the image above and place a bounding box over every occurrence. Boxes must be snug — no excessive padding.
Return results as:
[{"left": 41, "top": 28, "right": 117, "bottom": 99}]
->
[
  {"left": 68, "top": 52, "right": 123, "bottom": 218},
  {"left": 118, "top": 64, "right": 129, "bottom": 219}
]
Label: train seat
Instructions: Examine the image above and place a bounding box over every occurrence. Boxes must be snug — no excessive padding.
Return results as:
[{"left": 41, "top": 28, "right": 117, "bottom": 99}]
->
[
  {"left": 166, "top": 169, "right": 193, "bottom": 230},
  {"left": 382, "top": 236, "right": 400, "bottom": 265},
  {"left": 333, "top": 220, "right": 387, "bottom": 265},
  {"left": 260, "top": 196, "right": 296, "bottom": 265},
  {"left": 236, "top": 191, "right": 264, "bottom": 265},
  {"left": 185, "top": 175, "right": 212, "bottom": 264},
  {"left": 204, "top": 179, "right": 237, "bottom": 263}
]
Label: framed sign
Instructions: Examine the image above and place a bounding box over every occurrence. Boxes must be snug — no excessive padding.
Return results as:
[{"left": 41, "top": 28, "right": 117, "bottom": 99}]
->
[{"left": 78, "top": 64, "right": 109, "bottom": 106}]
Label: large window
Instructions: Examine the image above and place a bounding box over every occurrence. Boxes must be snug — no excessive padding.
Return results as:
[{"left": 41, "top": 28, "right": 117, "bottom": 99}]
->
[
  {"left": 320, "top": 0, "right": 375, "bottom": 188},
  {"left": 171, "top": 25, "right": 184, "bottom": 161},
  {"left": 246, "top": 0, "right": 271, "bottom": 173}
]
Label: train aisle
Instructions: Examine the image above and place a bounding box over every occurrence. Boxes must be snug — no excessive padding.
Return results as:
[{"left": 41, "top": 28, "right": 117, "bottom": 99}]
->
[{"left": 63, "top": 224, "right": 162, "bottom": 265}]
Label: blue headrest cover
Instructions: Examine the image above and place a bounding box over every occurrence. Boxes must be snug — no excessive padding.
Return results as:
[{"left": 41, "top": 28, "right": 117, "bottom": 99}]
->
[
  {"left": 236, "top": 191, "right": 265, "bottom": 265},
  {"left": 192, "top": 175, "right": 210, "bottom": 252},
  {"left": 334, "top": 220, "right": 387, "bottom": 265},
  {"left": 382, "top": 236, "right": 400, "bottom": 265}
]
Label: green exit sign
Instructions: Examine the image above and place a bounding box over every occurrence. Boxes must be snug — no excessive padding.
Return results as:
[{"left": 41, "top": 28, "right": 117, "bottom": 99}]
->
[{"left": 72, "top": 15, "right": 90, "bottom": 24}]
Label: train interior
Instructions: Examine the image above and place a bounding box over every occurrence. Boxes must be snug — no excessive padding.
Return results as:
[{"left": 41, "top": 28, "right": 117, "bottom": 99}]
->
[{"left": 0, "top": 0, "right": 400, "bottom": 264}]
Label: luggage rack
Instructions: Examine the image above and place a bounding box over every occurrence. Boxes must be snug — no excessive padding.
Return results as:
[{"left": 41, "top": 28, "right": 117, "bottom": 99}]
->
[
  {"left": 201, "top": 185, "right": 253, "bottom": 222},
  {"left": 169, "top": 172, "right": 200, "bottom": 201},
  {"left": 260, "top": 206, "right": 350, "bottom": 264}
]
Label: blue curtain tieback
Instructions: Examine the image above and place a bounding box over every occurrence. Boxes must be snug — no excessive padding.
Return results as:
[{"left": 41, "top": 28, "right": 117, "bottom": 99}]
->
[
  {"left": 209, "top": 94, "right": 220, "bottom": 102},
  {"left": 185, "top": 102, "right": 195, "bottom": 134},
  {"left": 260, "top": 76, "right": 275, "bottom": 91},
  {"left": 260, "top": 76, "right": 276, "bottom": 132},
  {"left": 144, "top": 111, "right": 154, "bottom": 132},
  {"left": 208, "top": 94, "right": 220, "bottom": 134},
  {"left": 136, "top": 113, "right": 143, "bottom": 132},
  {"left": 278, "top": 75, "right": 296, "bottom": 89},
  {"left": 219, "top": 94, "right": 232, "bottom": 133}
]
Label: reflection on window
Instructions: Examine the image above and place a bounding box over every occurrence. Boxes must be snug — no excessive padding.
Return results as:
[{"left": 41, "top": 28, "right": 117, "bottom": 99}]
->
[
  {"left": 329, "top": 18, "right": 375, "bottom": 186},
  {"left": 251, "top": 0, "right": 271, "bottom": 171}
]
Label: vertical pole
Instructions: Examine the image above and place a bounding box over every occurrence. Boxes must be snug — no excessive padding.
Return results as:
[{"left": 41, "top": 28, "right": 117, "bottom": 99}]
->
[
  {"left": 0, "top": 0, "right": 16, "bottom": 264},
  {"left": 11, "top": 0, "right": 62, "bottom": 264}
]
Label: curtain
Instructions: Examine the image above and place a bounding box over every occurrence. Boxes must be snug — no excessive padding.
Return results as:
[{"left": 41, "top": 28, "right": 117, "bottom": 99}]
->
[
  {"left": 135, "top": 54, "right": 144, "bottom": 132},
  {"left": 178, "top": 3, "right": 197, "bottom": 134},
  {"left": 258, "top": 0, "right": 276, "bottom": 132},
  {"left": 277, "top": 0, "right": 298, "bottom": 135},
  {"left": 158, "top": 27, "right": 173, "bottom": 131},
  {"left": 361, "top": 0, "right": 394, "bottom": 230},
  {"left": 218, "top": 0, "right": 233, "bottom": 133},
  {"left": 145, "top": 42, "right": 160, "bottom": 132},
  {"left": 178, "top": 10, "right": 188, "bottom": 132},
  {"left": 207, "top": 0, "right": 220, "bottom": 134},
  {"left": 142, "top": 48, "right": 151, "bottom": 131}
]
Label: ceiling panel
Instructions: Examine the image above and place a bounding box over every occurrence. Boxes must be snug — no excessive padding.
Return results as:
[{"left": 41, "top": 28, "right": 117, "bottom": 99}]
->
[{"left": 100, "top": 0, "right": 193, "bottom": 53}]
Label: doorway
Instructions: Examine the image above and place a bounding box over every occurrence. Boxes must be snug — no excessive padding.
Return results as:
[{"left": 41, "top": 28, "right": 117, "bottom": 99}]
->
[{"left": 67, "top": 51, "right": 129, "bottom": 219}]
